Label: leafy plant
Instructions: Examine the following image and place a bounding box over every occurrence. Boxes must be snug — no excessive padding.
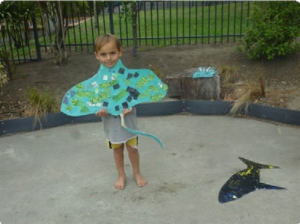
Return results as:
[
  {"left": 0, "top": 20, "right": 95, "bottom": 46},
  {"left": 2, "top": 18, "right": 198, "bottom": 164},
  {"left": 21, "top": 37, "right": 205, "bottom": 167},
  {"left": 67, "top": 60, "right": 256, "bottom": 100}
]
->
[
  {"left": 26, "top": 87, "right": 58, "bottom": 128},
  {"left": 0, "top": 49, "right": 16, "bottom": 80},
  {"left": 241, "top": 1, "right": 300, "bottom": 60},
  {"left": 37, "top": 1, "right": 89, "bottom": 65},
  {"left": 0, "top": 1, "right": 37, "bottom": 48},
  {"left": 0, "top": 62, "right": 8, "bottom": 95}
]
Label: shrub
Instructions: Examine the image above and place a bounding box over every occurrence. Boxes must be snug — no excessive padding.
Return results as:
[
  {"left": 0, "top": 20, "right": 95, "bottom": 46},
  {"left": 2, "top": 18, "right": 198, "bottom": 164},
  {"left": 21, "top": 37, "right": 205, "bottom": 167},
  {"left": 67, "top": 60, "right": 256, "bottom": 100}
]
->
[
  {"left": 0, "top": 49, "right": 15, "bottom": 80},
  {"left": 241, "top": 1, "right": 300, "bottom": 60},
  {"left": 26, "top": 87, "right": 58, "bottom": 128},
  {"left": 0, "top": 62, "right": 8, "bottom": 95}
]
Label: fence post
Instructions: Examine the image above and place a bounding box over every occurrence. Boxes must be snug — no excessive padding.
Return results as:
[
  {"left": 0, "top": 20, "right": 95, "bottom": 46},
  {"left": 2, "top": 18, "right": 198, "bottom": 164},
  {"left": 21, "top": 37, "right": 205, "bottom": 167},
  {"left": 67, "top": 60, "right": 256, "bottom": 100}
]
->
[{"left": 31, "top": 15, "right": 42, "bottom": 61}]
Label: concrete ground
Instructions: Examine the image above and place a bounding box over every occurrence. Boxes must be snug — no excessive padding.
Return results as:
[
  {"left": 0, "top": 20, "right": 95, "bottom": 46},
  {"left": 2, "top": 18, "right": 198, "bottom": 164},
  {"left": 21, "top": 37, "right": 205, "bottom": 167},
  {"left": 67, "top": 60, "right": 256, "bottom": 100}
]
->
[{"left": 0, "top": 115, "right": 300, "bottom": 224}]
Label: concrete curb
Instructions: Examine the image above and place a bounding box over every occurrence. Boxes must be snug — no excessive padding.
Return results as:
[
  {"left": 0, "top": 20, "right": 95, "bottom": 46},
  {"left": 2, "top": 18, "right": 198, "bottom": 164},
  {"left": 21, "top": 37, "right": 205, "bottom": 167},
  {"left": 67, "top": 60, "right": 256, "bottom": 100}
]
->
[{"left": 1, "top": 100, "right": 300, "bottom": 136}]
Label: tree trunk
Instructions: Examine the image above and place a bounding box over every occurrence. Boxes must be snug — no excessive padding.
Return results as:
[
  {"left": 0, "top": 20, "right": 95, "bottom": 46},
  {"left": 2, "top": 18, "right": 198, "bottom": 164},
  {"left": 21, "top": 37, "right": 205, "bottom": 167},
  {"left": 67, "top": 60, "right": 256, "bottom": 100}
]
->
[
  {"left": 93, "top": 0, "right": 98, "bottom": 28},
  {"left": 131, "top": 2, "right": 138, "bottom": 57},
  {"left": 165, "top": 68, "right": 220, "bottom": 100}
]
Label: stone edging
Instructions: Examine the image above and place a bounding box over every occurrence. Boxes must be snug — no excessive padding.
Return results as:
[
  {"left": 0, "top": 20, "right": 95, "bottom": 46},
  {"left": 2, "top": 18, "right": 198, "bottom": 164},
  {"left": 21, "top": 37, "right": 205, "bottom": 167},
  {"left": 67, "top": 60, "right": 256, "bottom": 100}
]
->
[{"left": 1, "top": 100, "right": 299, "bottom": 136}]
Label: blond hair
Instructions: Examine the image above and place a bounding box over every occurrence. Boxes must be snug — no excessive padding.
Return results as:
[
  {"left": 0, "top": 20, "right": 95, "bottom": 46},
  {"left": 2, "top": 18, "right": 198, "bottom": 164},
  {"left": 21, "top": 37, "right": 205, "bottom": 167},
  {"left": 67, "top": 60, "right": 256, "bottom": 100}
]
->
[{"left": 94, "top": 34, "right": 122, "bottom": 53}]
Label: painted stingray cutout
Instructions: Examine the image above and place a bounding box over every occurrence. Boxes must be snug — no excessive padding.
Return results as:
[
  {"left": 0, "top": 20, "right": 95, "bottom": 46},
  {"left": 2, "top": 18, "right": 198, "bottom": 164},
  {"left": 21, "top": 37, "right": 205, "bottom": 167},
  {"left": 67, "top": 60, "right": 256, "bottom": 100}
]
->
[
  {"left": 120, "top": 114, "right": 163, "bottom": 148},
  {"left": 61, "top": 59, "right": 168, "bottom": 148},
  {"left": 192, "top": 67, "right": 217, "bottom": 78},
  {"left": 218, "top": 157, "right": 285, "bottom": 204}
]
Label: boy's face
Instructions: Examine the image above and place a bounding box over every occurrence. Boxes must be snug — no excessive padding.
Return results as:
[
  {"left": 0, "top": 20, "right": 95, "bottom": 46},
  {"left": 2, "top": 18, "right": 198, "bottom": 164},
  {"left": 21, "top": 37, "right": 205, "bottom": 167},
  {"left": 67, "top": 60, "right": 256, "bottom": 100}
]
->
[{"left": 94, "top": 41, "right": 122, "bottom": 68}]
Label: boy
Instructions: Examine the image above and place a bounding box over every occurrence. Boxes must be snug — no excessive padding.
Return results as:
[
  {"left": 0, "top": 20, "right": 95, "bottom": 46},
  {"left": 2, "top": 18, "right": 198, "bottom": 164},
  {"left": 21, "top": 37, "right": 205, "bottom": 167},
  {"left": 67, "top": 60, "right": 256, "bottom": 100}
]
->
[{"left": 94, "top": 34, "right": 147, "bottom": 190}]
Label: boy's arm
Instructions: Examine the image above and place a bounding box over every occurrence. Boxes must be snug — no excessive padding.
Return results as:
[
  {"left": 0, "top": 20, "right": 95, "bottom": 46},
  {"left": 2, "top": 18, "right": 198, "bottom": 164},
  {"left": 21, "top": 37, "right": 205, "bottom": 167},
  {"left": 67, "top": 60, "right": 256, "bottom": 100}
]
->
[
  {"left": 95, "top": 108, "right": 108, "bottom": 117},
  {"left": 95, "top": 107, "right": 133, "bottom": 117},
  {"left": 122, "top": 107, "right": 133, "bottom": 116}
]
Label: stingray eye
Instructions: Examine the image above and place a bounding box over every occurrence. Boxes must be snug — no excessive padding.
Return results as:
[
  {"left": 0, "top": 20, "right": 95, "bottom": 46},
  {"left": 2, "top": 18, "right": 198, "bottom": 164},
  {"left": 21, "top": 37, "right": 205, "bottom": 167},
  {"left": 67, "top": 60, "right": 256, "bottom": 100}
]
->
[{"left": 227, "top": 192, "right": 237, "bottom": 199}]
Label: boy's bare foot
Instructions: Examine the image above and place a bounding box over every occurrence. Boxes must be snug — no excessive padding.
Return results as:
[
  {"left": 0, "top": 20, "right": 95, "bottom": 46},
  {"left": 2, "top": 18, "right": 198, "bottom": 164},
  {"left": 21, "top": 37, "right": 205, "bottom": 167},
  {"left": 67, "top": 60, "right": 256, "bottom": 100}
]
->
[
  {"left": 134, "top": 173, "right": 147, "bottom": 188},
  {"left": 115, "top": 175, "right": 126, "bottom": 190}
]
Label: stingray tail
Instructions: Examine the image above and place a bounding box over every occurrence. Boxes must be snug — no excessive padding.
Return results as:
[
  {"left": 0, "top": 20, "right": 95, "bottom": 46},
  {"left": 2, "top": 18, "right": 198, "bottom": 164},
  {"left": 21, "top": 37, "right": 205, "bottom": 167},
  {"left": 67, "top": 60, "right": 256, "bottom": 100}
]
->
[
  {"left": 239, "top": 157, "right": 280, "bottom": 169},
  {"left": 120, "top": 114, "right": 164, "bottom": 149}
]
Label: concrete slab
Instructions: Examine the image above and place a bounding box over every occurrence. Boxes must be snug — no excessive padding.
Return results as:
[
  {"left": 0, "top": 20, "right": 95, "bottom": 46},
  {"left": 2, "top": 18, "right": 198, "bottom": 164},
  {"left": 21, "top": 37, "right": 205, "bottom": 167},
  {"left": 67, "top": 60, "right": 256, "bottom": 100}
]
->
[{"left": 0, "top": 115, "right": 299, "bottom": 224}]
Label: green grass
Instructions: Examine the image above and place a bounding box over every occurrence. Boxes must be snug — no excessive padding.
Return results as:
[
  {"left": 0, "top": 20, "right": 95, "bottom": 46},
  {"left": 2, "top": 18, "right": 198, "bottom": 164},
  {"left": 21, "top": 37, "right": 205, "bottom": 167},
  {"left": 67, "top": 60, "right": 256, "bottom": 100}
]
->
[
  {"left": 1, "top": 1, "right": 253, "bottom": 60},
  {"left": 81, "top": 1, "right": 253, "bottom": 47}
]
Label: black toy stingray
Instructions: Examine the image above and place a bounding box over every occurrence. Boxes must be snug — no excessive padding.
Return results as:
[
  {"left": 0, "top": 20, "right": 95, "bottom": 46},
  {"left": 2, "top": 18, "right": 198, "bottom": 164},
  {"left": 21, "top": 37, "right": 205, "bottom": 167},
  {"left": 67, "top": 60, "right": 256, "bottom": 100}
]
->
[{"left": 218, "top": 157, "right": 285, "bottom": 203}]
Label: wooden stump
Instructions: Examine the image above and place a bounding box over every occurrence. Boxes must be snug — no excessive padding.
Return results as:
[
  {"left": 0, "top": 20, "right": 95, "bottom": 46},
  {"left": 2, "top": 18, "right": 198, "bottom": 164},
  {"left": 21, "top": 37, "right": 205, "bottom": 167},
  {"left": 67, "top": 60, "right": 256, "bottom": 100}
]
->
[{"left": 165, "top": 68, "right": 220, "bottom": 100}]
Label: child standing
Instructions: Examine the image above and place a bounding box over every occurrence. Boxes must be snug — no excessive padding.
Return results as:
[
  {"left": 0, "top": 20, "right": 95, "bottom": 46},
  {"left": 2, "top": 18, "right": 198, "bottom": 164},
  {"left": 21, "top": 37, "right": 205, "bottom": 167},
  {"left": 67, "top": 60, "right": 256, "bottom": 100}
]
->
[{"left": 94, "top": 34, "right": 147, "bottom": 190}]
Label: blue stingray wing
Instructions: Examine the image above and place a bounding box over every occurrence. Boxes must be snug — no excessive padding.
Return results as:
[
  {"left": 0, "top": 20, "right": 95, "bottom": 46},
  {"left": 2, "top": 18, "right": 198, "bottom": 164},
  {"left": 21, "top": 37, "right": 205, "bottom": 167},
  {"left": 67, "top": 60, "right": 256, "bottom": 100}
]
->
[{"left": 60, "top": 59, "right": 168, "bottom": 117}]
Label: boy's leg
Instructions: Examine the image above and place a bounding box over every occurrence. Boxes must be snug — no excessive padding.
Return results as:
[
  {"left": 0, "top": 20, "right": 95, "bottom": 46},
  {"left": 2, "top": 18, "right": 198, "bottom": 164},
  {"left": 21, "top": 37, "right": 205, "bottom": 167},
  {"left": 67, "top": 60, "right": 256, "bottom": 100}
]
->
[
  {"left": 126, "top": 144, "right": 147, "bottom": 187},
  {"left": 113, "top": 145, "right": 126, "bottom": 190}
]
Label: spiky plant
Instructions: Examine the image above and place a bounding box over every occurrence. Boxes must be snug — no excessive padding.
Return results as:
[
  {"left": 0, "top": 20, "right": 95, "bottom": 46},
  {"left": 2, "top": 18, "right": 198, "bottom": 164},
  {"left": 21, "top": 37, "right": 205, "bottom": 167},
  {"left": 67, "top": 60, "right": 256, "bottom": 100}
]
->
[
  {"left": 26, "top": 87, "right": 59, "bottom": 128},
  {"left": 218, "top": 65, "right": 240, "bottom": 84},
  {"left": 218, "top": 65, "right": 242, "bottom": 100},
  {"left": 229, "top": 77, "right": 265, "bottom": 115}
]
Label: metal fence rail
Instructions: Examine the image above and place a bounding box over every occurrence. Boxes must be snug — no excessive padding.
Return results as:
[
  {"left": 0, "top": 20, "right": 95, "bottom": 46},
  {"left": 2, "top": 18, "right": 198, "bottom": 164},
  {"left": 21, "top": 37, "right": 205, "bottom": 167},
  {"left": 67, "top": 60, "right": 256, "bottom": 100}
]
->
[{"left": 0, "top": 1, "right": 253, "bottom": 64}]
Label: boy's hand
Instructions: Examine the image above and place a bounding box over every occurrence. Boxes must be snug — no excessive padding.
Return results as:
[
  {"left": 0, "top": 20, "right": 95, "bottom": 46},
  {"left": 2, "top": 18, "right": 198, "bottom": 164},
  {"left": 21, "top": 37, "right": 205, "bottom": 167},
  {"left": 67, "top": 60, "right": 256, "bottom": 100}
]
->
[
  {"left": 95, "top": 108, "right": 108, "bottom": 117},
  {"left": 122, "top": 108, "right": 133, "bottom": 116}
]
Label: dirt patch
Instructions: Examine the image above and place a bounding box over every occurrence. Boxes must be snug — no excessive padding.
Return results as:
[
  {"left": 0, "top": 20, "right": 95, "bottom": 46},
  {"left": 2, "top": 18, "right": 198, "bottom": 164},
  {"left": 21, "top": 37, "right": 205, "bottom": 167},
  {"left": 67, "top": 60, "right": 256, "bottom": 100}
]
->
[{"left": 1, "top": 43, "right": 300, "bottom": 120}]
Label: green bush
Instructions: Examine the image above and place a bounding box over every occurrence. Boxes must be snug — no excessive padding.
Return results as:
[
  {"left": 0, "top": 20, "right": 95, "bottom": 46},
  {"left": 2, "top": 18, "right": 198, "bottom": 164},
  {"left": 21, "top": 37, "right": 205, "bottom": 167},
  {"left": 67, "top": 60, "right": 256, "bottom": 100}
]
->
[
  {"left": 241, "top": 2, "right": 300, "bottom": 60},
  {"left": 0, "top": 62, "right": 8, "bottom": 95}
]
